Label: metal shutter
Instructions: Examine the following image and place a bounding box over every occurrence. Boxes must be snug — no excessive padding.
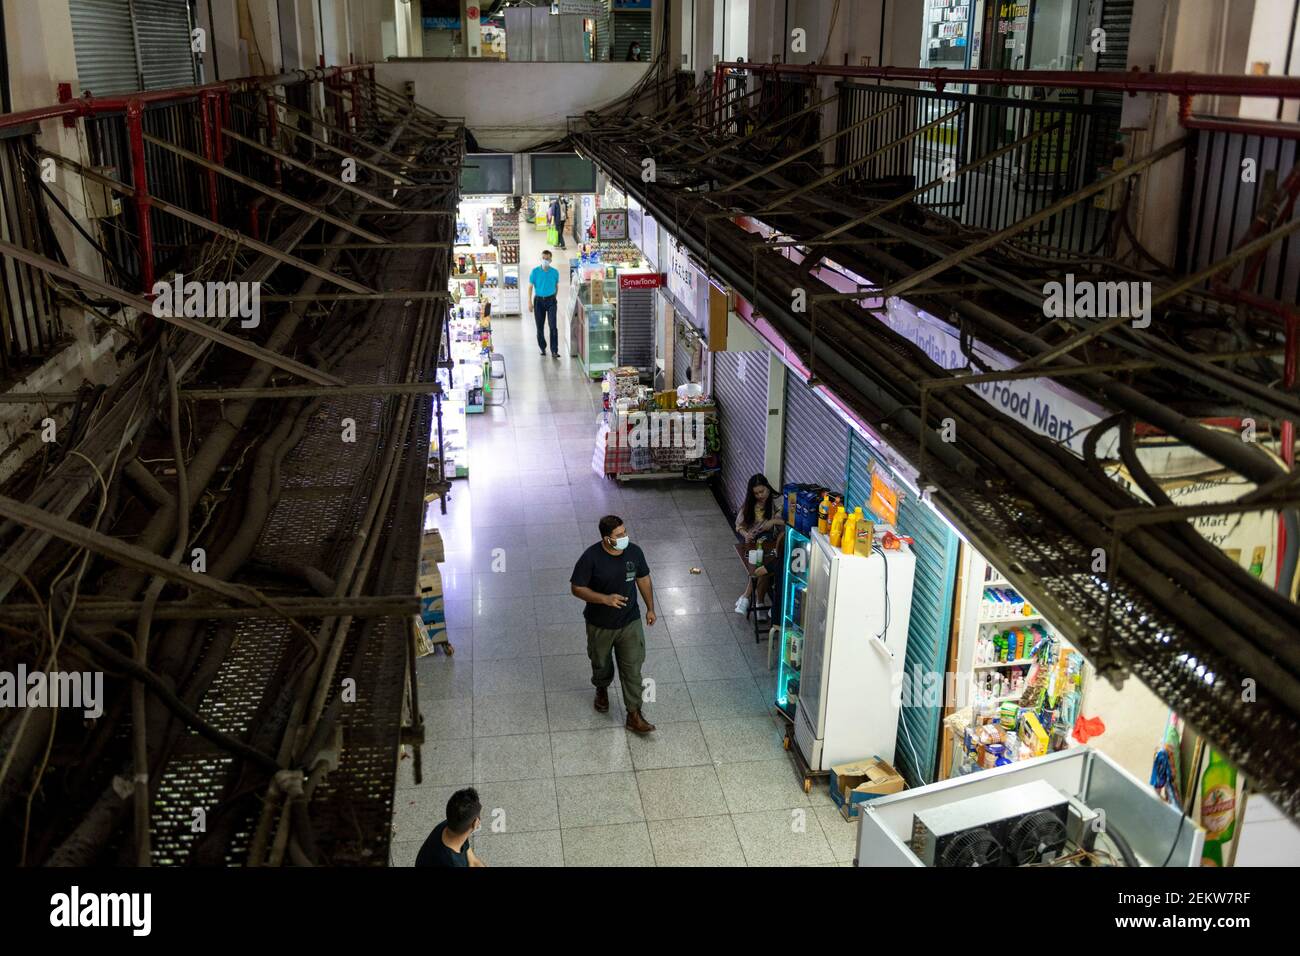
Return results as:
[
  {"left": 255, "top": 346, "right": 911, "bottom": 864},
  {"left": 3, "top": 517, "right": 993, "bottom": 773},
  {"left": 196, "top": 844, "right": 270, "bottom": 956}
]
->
[
  {"left": 593, "top": 3, "right": 612, "bottom": 61},
  {"left": 134, "top": 0, "right": 197, "bottom": 91},
  {"left": 672, "top": 315, "right": 698, "bottom": 389},
  {"left": 712, "top": 350, "right": 769, "bottom": 517},
  {"left": 847, "top": 431, "right": 959, "bottom": 788},
  {"left": 617, "top": 284, "right": 655, "bottom": 373},
  {"left": 612, "top": 11, "right": 652, "bottom": 60},
  {"left": 781, "top": 371, "right": 850, "bottom": 493},
  {"left": 69, "top": 0, "right": 141, "bottom": 97}
]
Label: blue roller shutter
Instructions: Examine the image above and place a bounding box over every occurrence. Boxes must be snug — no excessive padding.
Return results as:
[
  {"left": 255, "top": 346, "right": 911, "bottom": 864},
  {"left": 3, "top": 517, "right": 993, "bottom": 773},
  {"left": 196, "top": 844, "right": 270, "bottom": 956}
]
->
[
  {"left": 847, "top": 431, "right": 959, "bottom": 787},
  {"left": 781, "top": 370, "right": 850, "bottom": 494}
]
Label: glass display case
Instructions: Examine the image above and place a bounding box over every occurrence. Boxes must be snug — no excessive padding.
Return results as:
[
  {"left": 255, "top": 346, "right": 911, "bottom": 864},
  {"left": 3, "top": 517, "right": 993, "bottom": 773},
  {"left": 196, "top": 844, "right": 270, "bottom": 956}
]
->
[
  {"left": 577, "top": 278, "right": 618, "bottom": 379},
  {"left": 432, "top": 375, "right": 469, "bottom": 478},
  {"left": 775, "top": 525, "right": 811, "bottom": 718}
]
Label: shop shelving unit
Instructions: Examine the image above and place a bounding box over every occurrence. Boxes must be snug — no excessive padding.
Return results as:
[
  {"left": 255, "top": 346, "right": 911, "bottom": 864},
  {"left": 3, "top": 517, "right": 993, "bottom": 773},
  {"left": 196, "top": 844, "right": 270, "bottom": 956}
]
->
[{"left": 576, "top": 279, "right": 617, "bottom": 379}]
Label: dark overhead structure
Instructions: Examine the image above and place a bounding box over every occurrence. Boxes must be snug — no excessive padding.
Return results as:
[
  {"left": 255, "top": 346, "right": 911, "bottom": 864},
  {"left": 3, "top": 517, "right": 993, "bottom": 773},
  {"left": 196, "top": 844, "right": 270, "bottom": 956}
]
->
[
  {"left": 571, "top": 62, "right": 1300, "bottom": 820},
  {"left": 0, "top": 67, "right": 462, "bottom": 864}
]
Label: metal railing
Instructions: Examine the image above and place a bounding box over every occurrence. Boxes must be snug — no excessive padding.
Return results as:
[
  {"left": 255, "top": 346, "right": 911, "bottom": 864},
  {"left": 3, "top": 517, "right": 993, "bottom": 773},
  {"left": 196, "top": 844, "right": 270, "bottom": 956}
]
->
[
  {"left": 0, "top": 129, "right": 61, "bottom": 381},
  {"left": 835, "top": 81, "right": 1120, "bottom": 257},
  {"left": 1179, "top": 116, "right": 1300, "bottom": 308}
]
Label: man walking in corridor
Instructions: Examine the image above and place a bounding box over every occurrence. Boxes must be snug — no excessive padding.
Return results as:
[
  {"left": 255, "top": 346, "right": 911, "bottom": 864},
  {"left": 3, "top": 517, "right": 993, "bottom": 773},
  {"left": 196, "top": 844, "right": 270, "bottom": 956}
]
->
[
  {"left": 529, "top": 249, "right": 560, "bottom": 358},
  {"left": 570, "top": 516, "right": 657, "bottom": 734}
]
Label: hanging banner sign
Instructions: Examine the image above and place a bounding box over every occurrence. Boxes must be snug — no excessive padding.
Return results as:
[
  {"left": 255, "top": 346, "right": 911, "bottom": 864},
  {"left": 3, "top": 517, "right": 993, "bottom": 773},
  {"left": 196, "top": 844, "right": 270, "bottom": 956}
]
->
[
  {"left": 881, "top": 296, "right": 1112, "bottom": 457},
  {"left": 597, "top": 209, "right": 628, "bottom": 241},
  {"left": 666, "top": 235, "right": 699, "bottom": 323}
]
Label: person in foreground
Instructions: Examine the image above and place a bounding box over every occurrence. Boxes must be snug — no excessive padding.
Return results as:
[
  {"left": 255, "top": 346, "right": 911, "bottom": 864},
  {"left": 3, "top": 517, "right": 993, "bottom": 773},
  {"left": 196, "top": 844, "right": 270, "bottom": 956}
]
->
[
  {"left": 570, "top": 515, "right": 657, "bottom": 734},
  {"left": 415, "top": 788, "right": 487, "bottom": 867}
]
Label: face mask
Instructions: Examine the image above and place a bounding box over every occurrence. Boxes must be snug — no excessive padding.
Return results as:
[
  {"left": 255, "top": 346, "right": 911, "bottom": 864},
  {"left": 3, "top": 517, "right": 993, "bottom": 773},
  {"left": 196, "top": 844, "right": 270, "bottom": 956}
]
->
[{"left": 613, "top": 536, "right": 629, "bottom": 551}]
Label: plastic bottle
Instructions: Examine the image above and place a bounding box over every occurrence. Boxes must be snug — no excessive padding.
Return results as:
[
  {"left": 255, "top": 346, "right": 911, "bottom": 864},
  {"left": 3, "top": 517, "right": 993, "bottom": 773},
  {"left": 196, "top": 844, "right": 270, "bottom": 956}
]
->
[
  {"left": 840, "top": 508, "right": 861, "bottom": 555},
  {"left": 818, "top": 493, "right": 832, "bottom": 534},
  {"left": 829, "top": 506, "right": 848, "bottom": 547}
]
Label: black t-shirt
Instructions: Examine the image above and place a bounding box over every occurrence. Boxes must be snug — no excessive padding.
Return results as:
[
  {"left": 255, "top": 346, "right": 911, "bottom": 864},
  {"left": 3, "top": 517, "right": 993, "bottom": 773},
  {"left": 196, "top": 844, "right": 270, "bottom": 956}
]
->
[
  {"left": 571, "top": 542, "right": 650, "bottom": 629},
  {"left": 414, "top": 822, "right": 470, "bottom": 867}
]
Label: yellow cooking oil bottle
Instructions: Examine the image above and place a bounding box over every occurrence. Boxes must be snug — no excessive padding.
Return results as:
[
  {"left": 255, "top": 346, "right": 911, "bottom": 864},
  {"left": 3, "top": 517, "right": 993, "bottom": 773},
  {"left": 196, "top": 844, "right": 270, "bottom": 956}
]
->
[
  {"left": 829, "top": 504, "right": 848, "bottom": 547},
  {"left": 841, "top": 507, "right": 863, "bottom": 555},
  {"left": 818, "top": 493, "right": 832, "bottom": 534},
  {"left": 854, "top": 514, "right": 875, "bottom": 557}
]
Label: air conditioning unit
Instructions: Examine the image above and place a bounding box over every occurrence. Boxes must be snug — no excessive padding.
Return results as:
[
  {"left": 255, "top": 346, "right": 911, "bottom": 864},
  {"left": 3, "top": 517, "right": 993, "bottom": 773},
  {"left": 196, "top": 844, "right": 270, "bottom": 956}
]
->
[{"left": 910, "top": 779, "right": 1070, "bottom": 867}]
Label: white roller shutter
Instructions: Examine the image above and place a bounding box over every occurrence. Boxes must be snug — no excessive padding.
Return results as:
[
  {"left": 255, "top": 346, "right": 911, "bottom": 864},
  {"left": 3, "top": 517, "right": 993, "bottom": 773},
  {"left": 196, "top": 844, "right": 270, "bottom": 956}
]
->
[
  {"left": 69, "top": 0, "right": 141, "bottom": 97},
  {"left": 713, "top": 350, "right": 770, "bottom": 516}
]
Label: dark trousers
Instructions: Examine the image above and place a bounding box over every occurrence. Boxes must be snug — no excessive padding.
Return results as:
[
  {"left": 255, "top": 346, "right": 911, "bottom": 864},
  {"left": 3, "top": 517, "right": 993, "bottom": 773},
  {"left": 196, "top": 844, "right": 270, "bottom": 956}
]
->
[
  {"left": 586, "top": 619, "right": 647, "bottom": 711},
  {"left": 556, "top": 221, "right": 567, "bottom": 248},
  {"left": 534, "top": 295, "right": 558, "bottom": 354}
]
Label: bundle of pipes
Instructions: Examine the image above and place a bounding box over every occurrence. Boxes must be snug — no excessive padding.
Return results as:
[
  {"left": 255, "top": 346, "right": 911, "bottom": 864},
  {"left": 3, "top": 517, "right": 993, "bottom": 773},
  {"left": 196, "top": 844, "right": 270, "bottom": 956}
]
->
[{"left": 0, "top": 72, "right": 463, "bottom": 865}]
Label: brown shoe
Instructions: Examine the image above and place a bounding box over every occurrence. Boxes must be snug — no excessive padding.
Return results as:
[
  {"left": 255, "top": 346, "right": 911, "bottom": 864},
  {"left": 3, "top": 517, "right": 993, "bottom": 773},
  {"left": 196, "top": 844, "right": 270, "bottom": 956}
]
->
[
  {"left": 594, "top": 686, "right": 609, "bottom": 713},
  {"left": 625, "top": 710, "right": 656, "bottom": 734}
]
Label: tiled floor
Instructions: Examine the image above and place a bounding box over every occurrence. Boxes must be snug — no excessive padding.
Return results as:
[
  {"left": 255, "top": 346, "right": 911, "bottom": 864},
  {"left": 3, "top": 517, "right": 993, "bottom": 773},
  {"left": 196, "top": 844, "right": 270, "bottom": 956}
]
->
[{"left": 391, "top": 213, "right": 855, "bottom": 866}]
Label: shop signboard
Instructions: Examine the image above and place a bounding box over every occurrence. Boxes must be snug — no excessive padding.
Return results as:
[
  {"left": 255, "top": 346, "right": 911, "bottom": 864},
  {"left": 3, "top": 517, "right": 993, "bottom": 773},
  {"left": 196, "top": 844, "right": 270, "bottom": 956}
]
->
[
  {"left": 619, "top": 272, "right": 664, "bottom": 289},
  {"left": 629, "top": 196, "right": 658, "bottom": 267},
  {"left": 613, "top": 0, "right": 653, "bottom": 8},
  {"left": 880, "top": 296, "right": 1113, "bottom": 457},
  {"left": 597, "top": 209, "right": 628, "bottom": 241},
  {"left": 556, "top": 0, "right": 606, "bottom": 15},
  {"left": 666, "top": 235, "right": 696, "bottom": 320}
]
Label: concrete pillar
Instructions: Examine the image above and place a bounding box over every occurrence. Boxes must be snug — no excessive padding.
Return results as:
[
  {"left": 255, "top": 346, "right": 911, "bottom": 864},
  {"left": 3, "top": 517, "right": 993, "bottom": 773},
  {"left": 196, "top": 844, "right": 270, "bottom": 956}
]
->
[
  {"left": 240, "top": 0, "right": 284, "bottom": 74},
  {"left": 461, "top": 0, "right": 482, "bottom": 58},
  {"left": 1128, "top": 0, "right": 1245, "bottom": 268},
  {"left": 669, "top": 0, "right": 687, "bottom": 70},
  {"left": 748, "top": 0, "right": 779, "bottom": 63},
  {"left": 196, "top": 0, "right": 240, "bottom": 81},
  {"left": 765, "top": 353, "right": 786, "bottom": 484},
  {"left": 693, "top": 0, "right": 714, "bottom": 81}
]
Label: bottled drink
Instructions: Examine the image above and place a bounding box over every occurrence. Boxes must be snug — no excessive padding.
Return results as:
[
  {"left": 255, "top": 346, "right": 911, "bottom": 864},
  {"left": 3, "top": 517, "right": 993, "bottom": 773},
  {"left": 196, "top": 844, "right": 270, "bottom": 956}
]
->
[{"left": 1200, "top": 750, "right": 1237, "bottom": 866}]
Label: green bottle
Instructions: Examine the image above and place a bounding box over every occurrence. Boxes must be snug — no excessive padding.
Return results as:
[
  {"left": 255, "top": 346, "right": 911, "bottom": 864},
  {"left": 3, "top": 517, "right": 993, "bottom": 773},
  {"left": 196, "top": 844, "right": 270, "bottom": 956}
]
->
[{"left": 1199, "top": 749, "right": 1237, "bottom": 867}]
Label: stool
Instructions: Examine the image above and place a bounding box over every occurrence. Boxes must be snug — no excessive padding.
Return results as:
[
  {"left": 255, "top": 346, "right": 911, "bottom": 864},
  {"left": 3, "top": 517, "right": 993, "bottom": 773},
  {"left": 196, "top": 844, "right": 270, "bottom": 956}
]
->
[
  {"left": 487, "top": 353, "right": 509, "bottom": 405},
  {"left": 745, "top": 573, "right": 773, "bottom": 644}
]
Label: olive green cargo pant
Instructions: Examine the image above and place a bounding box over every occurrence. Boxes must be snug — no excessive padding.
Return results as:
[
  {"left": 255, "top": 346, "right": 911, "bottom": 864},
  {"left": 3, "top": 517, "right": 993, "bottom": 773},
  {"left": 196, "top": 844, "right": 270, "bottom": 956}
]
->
[{"left": 586, "top": 618, "right": 646, "bottom": 712}]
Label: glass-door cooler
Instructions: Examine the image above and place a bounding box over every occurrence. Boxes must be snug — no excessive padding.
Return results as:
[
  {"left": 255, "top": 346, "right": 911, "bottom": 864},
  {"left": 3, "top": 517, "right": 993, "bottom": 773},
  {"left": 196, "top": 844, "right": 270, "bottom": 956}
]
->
[{"left": 775, "top": 526, "right": 811, "bottom": 718}]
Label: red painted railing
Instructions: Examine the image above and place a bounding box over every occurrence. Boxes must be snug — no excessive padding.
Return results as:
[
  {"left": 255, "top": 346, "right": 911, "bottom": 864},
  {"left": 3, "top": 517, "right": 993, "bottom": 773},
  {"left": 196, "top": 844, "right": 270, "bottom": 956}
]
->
[{"left": 2, "top": 65, "right": 375, "bottom": 293}]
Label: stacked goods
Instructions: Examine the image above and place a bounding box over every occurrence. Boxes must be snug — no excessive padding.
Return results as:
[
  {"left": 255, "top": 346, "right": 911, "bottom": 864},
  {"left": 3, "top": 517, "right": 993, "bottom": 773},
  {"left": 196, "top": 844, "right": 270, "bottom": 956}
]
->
[
  {"left": 609, "top": 366, "right": 640, "bottom": 400},
  {"left": 417, "top": 529, "right": 451, "bottom": 656}
]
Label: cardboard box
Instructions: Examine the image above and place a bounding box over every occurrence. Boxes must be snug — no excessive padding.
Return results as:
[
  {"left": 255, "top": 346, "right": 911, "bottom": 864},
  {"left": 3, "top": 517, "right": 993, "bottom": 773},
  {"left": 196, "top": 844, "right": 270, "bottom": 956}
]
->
[
  {"left": 421, "top": 529, "right": 445, "bottom": 564},
  {"left": 829, "top": 757, "right": 905, "bottom": 819}
]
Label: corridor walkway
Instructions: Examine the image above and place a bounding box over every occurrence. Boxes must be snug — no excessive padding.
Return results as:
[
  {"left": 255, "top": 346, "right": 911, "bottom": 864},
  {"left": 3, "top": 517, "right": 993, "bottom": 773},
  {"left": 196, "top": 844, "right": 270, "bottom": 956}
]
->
[{"left": 390, "top": 212, "right": 855, "bottom": 866}]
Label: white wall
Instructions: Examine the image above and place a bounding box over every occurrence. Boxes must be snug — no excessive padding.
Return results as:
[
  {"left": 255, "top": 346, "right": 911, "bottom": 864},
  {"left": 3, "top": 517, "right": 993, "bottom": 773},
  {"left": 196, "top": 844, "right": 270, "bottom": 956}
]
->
[
  {"left": 375, "top": 60, "right": 652, "bottom": 150},
  {"left": 1235, "top": 794, "right": 1300, "bottom": 865},
  {"left": 1240, "top": 0, "right": 1300, "bottom": 121}
]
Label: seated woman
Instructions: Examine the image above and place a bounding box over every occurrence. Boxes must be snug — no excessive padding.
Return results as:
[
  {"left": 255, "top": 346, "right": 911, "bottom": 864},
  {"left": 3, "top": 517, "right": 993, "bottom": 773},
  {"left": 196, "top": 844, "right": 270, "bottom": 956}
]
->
[{"left": 734, "top": 473, "right": 786, "bottom": 615}]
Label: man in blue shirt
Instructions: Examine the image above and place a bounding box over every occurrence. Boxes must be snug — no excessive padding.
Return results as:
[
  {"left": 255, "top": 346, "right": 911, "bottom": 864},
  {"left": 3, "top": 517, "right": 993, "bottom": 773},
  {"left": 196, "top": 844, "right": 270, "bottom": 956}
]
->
[{"left": 529, "top": 250, "right": 561, "bottom": 358}]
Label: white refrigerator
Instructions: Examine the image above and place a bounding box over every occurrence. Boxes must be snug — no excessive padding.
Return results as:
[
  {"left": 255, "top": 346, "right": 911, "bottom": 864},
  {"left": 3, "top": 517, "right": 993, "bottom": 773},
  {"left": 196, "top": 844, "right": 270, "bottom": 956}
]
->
[{"left": 793, "top": 529, "right": 916, "bottom": 772}]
